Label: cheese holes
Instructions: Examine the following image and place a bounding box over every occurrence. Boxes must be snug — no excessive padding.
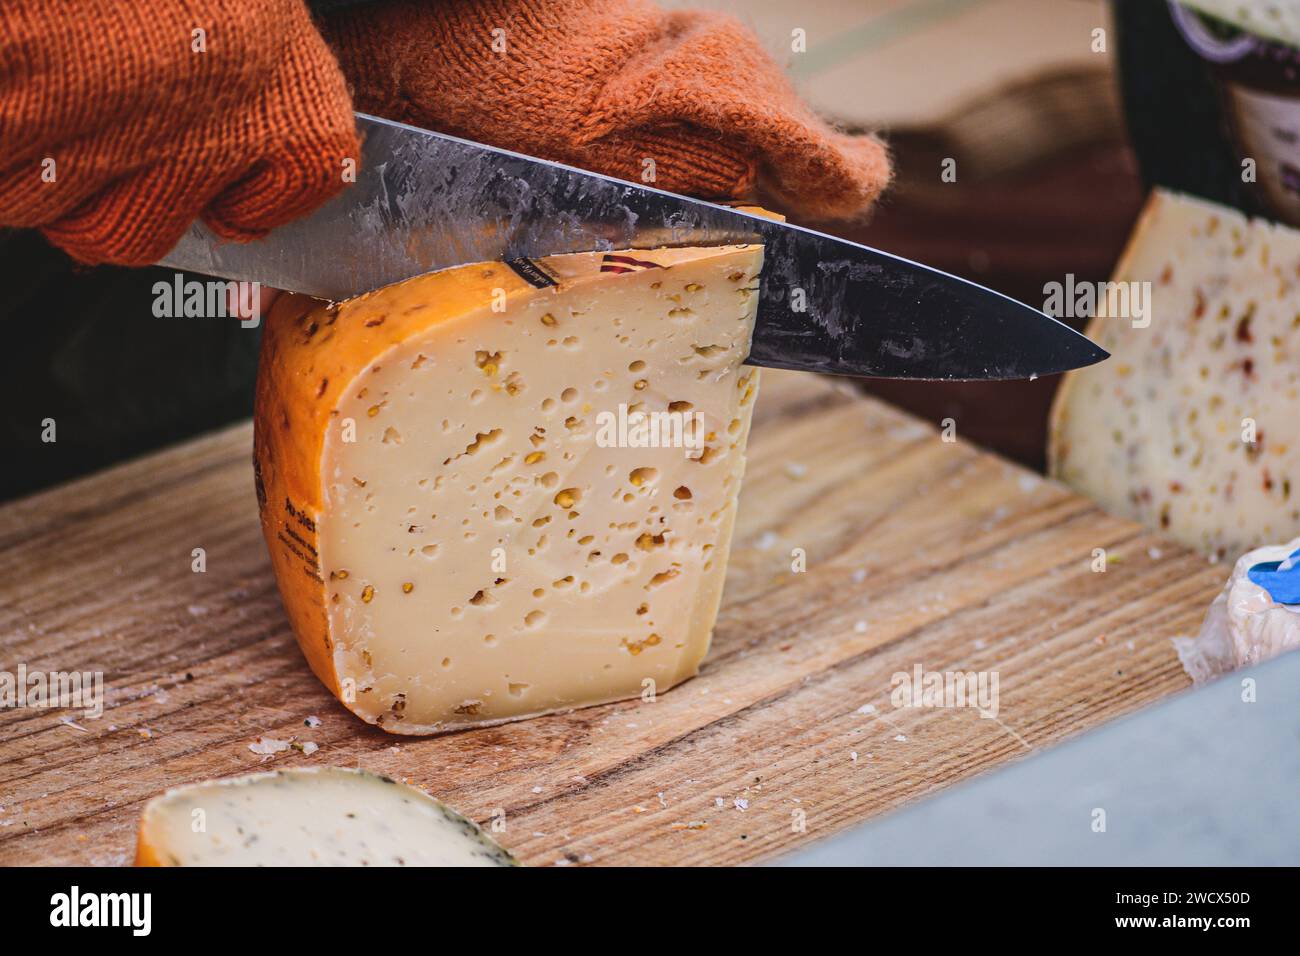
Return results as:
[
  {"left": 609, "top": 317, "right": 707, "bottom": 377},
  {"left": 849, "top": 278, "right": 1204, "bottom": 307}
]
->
[
  {"left": 636, "top": 532, "right": 665, "bottom": 551},
  {"left": 646, "top": 568, "right": 679, "bottom": 589}
]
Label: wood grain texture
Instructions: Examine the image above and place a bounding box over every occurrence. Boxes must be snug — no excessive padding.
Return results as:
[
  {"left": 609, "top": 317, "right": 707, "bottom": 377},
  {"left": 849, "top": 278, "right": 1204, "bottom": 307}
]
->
[{"left": 0, "top": 370, "right": 1218, "bottom": 866}]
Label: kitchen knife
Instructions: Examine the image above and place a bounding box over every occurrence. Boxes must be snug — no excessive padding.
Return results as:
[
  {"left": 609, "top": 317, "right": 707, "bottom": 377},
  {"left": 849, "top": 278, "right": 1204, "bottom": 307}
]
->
[{"left": 160, "top": 113, "right": 1107, "bottom": 381}]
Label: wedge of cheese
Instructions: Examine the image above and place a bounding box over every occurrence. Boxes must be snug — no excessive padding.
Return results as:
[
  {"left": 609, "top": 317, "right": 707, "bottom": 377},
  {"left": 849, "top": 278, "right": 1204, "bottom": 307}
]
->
[
  {"left": 135, "top": 768, "right": 516, "bottom": 866},
  {"left": 255, "top": 245, "right": 764, "bottom": 733},
  {"left": 1050, "top": 190, "right": 1300, "bottom": 560}
]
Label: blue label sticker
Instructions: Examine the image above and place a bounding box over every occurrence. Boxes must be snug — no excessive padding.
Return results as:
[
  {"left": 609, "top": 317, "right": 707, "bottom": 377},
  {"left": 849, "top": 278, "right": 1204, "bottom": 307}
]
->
[{"left": 1246, "top": 548, "right": 1300, "bottom": 605}]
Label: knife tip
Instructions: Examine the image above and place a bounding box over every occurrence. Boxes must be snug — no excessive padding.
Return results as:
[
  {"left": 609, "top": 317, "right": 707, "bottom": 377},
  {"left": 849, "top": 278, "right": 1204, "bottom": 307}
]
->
[
  {"left": 1029, "top": 302, "right": 1110, "bottom": 378},
  {"left": 1077, "top": 337, "right": 1110, "bottom": 369}
]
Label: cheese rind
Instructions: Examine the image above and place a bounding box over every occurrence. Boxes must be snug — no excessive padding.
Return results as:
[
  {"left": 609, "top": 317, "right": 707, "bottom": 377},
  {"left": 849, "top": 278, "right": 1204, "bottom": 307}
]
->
[
  {"left": 1049, "top": 190, "right": 1300, "bottom": 559},
  {"left": 255, "top": 245, "right": 764, "bottom": 733},
  {"left": 134, "top": 767, "right": 516, "bottom": 866}
]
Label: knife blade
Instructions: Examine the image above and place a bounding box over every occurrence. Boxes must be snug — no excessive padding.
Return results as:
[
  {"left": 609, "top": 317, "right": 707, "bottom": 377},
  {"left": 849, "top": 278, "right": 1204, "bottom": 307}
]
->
[{"left": 160, "top": 113, "right": 1107, "bottom": 381}]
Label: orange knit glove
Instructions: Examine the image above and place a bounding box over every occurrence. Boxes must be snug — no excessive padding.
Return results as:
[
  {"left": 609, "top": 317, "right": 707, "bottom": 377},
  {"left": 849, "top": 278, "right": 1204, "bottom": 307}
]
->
[
  {"left": 0, "top": 0, "right": 359, "bottom": 266},
  {"left": 320, "top": 0, "right": 891, "bottom": 221}
]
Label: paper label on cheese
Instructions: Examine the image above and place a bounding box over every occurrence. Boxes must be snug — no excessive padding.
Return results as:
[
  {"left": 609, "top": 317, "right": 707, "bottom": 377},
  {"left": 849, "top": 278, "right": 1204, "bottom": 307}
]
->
[
  {"left": 1050, "top": 190, "right": 1300, "bottom": 560},
  {"left": 254, "top": 245, "right": 764, "bottom": 733},
  {"left": 135, "top": 768, "right": 515, "bottom": 866}
]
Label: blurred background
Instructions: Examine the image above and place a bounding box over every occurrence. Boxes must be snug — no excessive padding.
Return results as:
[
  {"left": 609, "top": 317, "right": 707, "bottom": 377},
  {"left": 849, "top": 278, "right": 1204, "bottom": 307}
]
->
[
  {"left": 699, "top": 0, "right": 1142, "bottom": 469},
  {"left": 682, "top": 0, "right": 1280, "bottom": 469},
  {"left": 2, "top": 0, "right": 1291, "bottom": 499}
]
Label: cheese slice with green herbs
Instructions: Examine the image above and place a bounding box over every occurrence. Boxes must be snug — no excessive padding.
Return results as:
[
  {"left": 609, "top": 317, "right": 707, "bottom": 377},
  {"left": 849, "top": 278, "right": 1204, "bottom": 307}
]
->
[
  {"left": 135, "top": 768, "right": 516, "bottom": 866},
  {"left": 255, "top": 244, "right": 764, "bottom": 733},
  {"left": 1050, "top": 190, "right": 1300, "bottom": 560}
]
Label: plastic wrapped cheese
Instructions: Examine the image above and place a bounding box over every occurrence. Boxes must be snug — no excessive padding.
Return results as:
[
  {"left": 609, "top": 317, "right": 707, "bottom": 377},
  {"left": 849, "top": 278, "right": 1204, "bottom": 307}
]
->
[{"left": 1173, "top": 537, "right": 1300, "bottom": 682}]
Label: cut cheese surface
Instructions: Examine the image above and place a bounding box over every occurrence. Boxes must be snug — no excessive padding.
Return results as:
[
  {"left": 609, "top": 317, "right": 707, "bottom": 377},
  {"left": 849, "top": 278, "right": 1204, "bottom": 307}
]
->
[
  {"left": 255, "top": 245, "right": 764, "bottom": 733},
  {"left": 135, "top": 768, "right": 515, "bottom": 866},
  {"left": 1050, "top": 190, "right": 1300, "bottom": 560}
]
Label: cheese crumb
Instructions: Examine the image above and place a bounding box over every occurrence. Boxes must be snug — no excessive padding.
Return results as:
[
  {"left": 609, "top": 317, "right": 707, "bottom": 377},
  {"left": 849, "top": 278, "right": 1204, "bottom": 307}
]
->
[{"left": 248, "top": 736, "right": 291, "bottom": 757}]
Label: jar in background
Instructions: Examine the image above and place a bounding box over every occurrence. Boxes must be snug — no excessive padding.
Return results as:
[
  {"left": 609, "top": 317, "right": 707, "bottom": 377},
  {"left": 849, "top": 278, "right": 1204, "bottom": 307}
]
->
[{"left": 1170, "top": 1, "right": 1300, "bottom": 226}]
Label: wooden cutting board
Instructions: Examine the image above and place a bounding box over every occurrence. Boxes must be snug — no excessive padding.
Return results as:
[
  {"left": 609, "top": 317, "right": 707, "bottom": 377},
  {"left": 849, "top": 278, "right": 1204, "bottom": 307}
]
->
[{"left": 0, "top": 370, "right": 1222, "bottom": 867}]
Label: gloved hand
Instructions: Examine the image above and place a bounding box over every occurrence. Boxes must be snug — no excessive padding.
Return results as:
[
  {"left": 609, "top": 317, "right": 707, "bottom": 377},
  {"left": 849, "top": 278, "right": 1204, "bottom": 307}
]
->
[
  {"left": 320, "top": 0, "right": 890, "bottom": 221},
  {"left": 0, "top": 0, "right": 359, "bottom": 266},
  {"left": 2, "top": 0, "right": 889, "bottom": 268}
]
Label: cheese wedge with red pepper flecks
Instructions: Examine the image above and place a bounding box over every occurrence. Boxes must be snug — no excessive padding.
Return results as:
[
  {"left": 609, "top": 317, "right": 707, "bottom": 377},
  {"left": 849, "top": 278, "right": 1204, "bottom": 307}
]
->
[
  {"left": 1049, "top": 190, "right": 1300, "bottom": 560},
  {"left": 254, "top": 245, "right": 764, "bottom": 734},
  {"left": 135, "top": 768, "right": 517, "bottom": 866}
]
